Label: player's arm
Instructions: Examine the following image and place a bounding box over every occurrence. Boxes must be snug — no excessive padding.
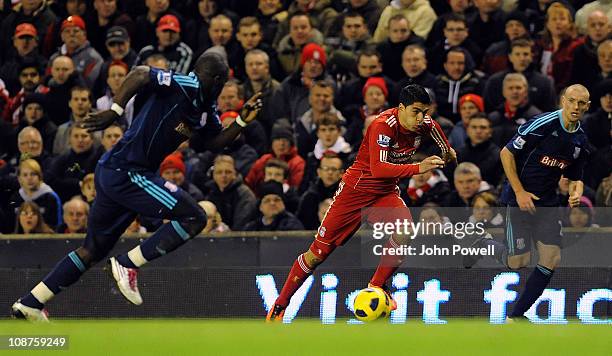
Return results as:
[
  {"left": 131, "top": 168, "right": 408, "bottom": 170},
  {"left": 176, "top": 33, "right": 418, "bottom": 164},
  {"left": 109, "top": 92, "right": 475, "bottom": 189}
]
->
[
  {"left": 500, "top": 147, "right": 539, "bottom": 213},
  {"left": 429, "top": 118, "right": 456, "bottom": 165},
  {"left": 194, "top": 93, "right": 263, "bottom": 152},
  {"left": 81, "top": 66, "right": 151, "bottom": 132},
  {"left": 369, "top": 122, "right": 444, "bottom": 178}
]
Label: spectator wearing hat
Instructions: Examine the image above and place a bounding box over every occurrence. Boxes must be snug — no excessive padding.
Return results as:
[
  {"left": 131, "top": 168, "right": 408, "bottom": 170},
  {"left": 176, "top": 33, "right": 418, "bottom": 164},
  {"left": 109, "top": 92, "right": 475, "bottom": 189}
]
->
[
  {"left": 397, "top": 45, "right": 437, "bottom": 91},
  {"left": 0, "top": 0, "right": 56, "bottom": 62},
  {"left": 93, "top": 26, "right": 138, "bottom": 99},
  {"left": 481, "top": 10, "right": 531, "bottom": 75},
  {"left": 295, "top": 79, "right": 345, "bottom": 159},
  {"left": 345, "top": 76, "right": 389, "bottom": 148},
  {"left": 243, "top": 181, "right": 304, "bottom": 231},
  {"left": 246, "top": 124, "right": 306, "bottom": 191},
  {"left": 583, "top": 79, "right": 612, "bottom": 151},
  {"left": 2, "top": 59, "right": 48, "bottom": 126},
  {"left": 448, "top": 93, "right": 484, "bottom": 149},
  {"left": 483, "top": 38, "right": 556, "bottom": 113},
  {"left": 373, "top": 0, "right": 437, "bottom": 41},
  {"left": 205, "top": 155, "right": 257, "bottom": 231},
  {"left": 273, "top": 42, "right": 334, "bottom": 124},
  {"left": 297, "top": 152, "right": 343, "bottom": 229},
  {"left": 50, "top": 15, "right": 104, "bottom": 88},
  {"left": 433, "top": 47, "right": 484, "bottom": 123},
  {"left": 135, "top": 14, "right": 193, "bottom": 74},
  {"left": 160, "top": 152, "right": 204, "bottom": 202},
  {"left": 376, "top": 14, "right": 425, "bottom": 81},
  {"left": 489, "top": 73, "right": 543, "bottom": 148},
  {"left": 427, "top": 13, "right": 482, "bottom": 75},
  {"left": 0, "top": 23, "right": 47, "bottom": 96},
  {"left": 16, "top": 93, "right": 56, "bottom": 151},
  {"left": 570, "top": 11, "right": 611, "bottom": 93},
  {"left": 84, "top": 0, "right": 135, "bottom": 58},
  {"left": 276, "top": 12, "right": 324, "bottom": 76},
  {"left": 242, "top": 49, "right": 282, "bottom": 135},
  {"left": 536, "top": 2, "right": 585, "bottom": 94}
]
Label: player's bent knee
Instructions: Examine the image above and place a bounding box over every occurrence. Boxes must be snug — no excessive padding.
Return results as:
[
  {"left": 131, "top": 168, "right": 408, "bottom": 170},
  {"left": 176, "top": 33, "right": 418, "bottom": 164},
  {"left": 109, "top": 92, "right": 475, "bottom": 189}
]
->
[
  {"left": 176, "top": 206, "right": 207, "bottom": 238},
  {"left": 539, "top": 253, "right": 561, "bottom": 270}
]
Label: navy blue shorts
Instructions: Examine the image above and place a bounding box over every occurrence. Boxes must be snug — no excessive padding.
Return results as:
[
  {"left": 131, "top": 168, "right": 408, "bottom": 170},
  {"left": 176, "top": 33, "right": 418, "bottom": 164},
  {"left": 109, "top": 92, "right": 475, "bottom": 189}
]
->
[
  {"left": 504, "top": 206, "right": 562, "bottom": 256},
  {"left": 83, "top": 164, "right": 200, "bottom": 256}
]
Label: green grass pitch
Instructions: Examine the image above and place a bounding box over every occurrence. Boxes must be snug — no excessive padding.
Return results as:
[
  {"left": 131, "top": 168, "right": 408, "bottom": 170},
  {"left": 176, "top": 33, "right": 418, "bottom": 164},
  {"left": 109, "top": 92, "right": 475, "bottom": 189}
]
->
[{"left": 1, "top": 319, "right": 610, "bottom": 355}]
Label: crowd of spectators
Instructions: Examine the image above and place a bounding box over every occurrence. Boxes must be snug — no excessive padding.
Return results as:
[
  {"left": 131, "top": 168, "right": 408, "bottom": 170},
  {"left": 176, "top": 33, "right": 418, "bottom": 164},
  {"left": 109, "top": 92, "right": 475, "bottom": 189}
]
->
[{"left": 0, "top": 0, "right": 610, "bottom": 236}]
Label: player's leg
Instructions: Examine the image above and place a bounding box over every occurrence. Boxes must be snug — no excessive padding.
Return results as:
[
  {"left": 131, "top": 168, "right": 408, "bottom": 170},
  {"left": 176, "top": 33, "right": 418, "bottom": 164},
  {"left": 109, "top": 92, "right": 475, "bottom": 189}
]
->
[
  {"left": 13, "top": 170, "right": 134, "bottom": 320},
  {"left": 267, "top": 182, "right": 364, "bottom": 321},
  {"left": 366, "top": 191, "right": 412, "bottom": 310},
  {"left": 111, "top": 172, "right": 206, "bottom": 271},
  {"left": 510, "top": 209, "right": 562, "bottom": 318}
]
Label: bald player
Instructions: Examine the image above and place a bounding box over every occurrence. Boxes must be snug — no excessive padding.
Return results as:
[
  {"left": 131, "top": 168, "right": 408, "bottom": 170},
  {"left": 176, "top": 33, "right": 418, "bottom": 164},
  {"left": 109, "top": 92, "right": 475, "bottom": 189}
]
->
[{"left": 466, "top": 85, "right": 591, "bottom": 321}]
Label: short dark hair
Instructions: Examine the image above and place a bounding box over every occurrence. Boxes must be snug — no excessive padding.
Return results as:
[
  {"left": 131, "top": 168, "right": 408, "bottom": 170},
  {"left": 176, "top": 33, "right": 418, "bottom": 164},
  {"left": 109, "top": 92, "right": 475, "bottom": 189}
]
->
[
  {"left": 443, "top": 13, "right": 467, "bottom": 27},
  {"left": 70, "top": 85, "right": 92, "bottom": 101},
  {"left": 289, "top": 11, "right": 312, "bottom": 27},
  {"left": 509, "top": 38, "right": 533, "bottom": 52},
  {"left": 316, "top": 113, "right": 342, "bottom": 129},
  {"left": 264, "top": 158, "right": 289, "bottom": 178},
  {"left": 356, "top": 48, "right": 381, "bottom": 63},
  {"left": 399, "top": 84, "right": 431, "bottom": 107},
  {"left": 343, "top": 11, "right": 365, "bottom": 23},
  {"left": 468, "top": 112, "right": 491, "bottom": 124}
]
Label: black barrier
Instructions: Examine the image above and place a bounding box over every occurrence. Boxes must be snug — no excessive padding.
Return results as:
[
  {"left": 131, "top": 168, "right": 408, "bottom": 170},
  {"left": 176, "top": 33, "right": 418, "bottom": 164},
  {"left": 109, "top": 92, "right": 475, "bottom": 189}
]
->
[{"left": 1, "top": 235, "right": 611, "bottom": 323}]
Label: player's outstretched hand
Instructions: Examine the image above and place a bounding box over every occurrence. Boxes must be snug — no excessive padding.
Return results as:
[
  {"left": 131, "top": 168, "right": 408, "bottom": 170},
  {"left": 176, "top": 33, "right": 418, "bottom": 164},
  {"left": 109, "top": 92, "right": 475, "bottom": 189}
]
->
[
  {"left": 241, "top": 92, "right": 263, "bottom": 124},
  {"left": 516, "top": 190, "right": 539, "bottom": 214},
  {"left": 80, "top": 110, "right": 119, "bottom": 132},
  {"left": 418, "top": 155, "right": 445, "bottom": 173}
]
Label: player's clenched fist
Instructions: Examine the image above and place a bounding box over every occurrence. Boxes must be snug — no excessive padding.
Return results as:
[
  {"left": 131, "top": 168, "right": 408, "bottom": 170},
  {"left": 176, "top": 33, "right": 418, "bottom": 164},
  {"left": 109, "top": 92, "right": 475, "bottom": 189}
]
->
[{"left": 418, "top": 155, "right": 445, "bottom": 173}]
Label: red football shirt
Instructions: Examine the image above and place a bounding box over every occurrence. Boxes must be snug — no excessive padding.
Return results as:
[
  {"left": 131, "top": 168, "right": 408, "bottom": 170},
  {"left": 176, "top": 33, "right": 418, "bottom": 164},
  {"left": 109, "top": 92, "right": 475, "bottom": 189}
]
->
[{"left": 343, "top": 108, "right": 450, "bottom": 193}]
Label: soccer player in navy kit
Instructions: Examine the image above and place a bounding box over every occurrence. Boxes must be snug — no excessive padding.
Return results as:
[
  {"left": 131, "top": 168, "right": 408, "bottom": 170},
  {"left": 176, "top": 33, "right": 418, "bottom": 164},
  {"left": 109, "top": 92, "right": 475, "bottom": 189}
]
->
[
  {"left": 468, "top": 84, "right": 591, "bottom": 321},
  {"left": 12, "top": 52, "right": 262, "bottom": 321}
]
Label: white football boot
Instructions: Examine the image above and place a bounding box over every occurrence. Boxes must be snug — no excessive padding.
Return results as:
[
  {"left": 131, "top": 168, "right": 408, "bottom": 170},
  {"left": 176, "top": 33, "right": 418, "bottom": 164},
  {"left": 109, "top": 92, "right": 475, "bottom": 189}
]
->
[
  {"left": 11, "top": 301, "right": 49, "bottom": 322},
  {"left": 109, "top": 257, "right": 143, "bottom": 305}
]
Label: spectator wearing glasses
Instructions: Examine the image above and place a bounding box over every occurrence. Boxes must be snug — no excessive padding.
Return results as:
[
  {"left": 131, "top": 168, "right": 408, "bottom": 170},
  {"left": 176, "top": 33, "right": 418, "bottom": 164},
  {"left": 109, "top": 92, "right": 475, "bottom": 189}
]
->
[{"left": 14, "top": 201, "right": 55, "bottom": 235}]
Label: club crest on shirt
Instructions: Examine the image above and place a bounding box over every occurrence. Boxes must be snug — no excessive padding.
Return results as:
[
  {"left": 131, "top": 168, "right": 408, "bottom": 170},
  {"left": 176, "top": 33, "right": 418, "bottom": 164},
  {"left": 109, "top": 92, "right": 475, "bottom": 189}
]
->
[
  {"left": 377, "top": 134, "right": 391, "bottom": 147},
  {"left": 157, "top": 71, "right": 172, "bottom": 86},
  {"left": 573, "top": 146, "right": 581, "bottom": 159},
  {"left": 513, "top": 136, "right": 526, "bottom": 150},
  {"left": 175, "top": 122, "right": 192, "bottom": 138},
  {"left": 414, "top": 136, "right": 421, "bottom": 148}
]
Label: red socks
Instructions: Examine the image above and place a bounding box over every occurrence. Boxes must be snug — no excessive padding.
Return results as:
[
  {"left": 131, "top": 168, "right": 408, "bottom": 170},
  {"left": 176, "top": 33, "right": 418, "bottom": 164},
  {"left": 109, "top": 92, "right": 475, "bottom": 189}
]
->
[
  {"left": 275, "top": 254, "right": 313, "bottom": 308},
  {"left": 370, "top": 237, "right": 405, "bottom": 287}
]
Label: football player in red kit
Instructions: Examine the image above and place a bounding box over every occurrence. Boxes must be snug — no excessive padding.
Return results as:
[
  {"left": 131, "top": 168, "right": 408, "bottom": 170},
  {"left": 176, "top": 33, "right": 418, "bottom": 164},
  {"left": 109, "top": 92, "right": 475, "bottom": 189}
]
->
[{"left": 266, "top": 84, "right": 456, "bottom": 321}]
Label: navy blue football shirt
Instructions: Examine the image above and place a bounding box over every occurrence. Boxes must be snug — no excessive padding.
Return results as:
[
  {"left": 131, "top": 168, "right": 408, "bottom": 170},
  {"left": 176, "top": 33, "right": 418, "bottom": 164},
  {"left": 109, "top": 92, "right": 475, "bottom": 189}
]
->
[
  {"left": 501, "top": 110, "right": 589, "bottom": 207},
  {"left": 99, "top": 68, "right": 222, "bottom": 171}
]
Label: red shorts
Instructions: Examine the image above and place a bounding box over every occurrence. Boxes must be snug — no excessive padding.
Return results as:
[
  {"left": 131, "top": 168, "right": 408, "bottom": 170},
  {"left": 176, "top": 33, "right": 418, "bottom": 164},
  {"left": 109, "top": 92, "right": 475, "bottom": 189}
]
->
[{"left": 313, "top": 181, "right": 413, "bottom": 254}]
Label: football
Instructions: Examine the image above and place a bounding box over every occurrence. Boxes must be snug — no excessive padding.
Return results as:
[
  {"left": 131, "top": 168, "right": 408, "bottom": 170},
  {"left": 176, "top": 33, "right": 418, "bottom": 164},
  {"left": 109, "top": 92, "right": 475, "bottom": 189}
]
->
[{"left": 352, "top": 287, "right": 390, "bottom": 322}]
